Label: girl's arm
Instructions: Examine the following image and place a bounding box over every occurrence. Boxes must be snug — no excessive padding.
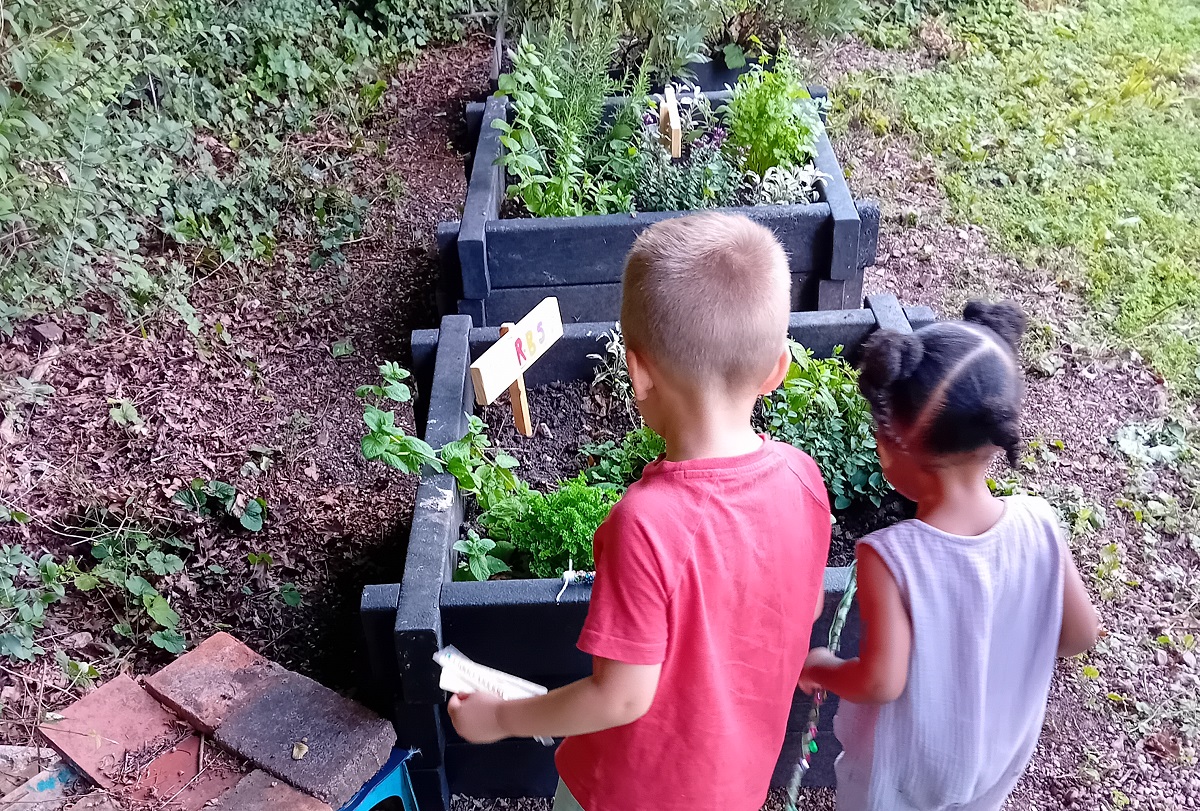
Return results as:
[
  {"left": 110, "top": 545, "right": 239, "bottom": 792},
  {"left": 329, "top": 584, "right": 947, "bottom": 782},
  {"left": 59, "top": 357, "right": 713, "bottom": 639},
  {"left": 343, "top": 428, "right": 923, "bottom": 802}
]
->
[
  {"left": 799, "top": 545, "right": 911, "bottom": 704},
  {"left": 448, "top": 656, "right": 661, "bottom": 744},
  {"left": 1058, "top": 542, "right": 1100, "bottom": 657}
]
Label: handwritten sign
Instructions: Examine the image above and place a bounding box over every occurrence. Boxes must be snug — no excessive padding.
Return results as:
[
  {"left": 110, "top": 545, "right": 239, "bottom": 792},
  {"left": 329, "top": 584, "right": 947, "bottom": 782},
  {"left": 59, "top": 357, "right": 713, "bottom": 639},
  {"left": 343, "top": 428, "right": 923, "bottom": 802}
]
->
[{"left": 470, "top": 297, "right": 563, "bottom": 408}]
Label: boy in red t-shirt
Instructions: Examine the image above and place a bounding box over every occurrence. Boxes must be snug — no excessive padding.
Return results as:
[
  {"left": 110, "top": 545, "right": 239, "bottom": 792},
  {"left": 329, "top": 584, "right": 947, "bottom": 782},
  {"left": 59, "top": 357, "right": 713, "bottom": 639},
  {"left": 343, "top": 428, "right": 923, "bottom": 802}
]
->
[{"left": 448, "top": 212, "right": 832, "bottom": 811}]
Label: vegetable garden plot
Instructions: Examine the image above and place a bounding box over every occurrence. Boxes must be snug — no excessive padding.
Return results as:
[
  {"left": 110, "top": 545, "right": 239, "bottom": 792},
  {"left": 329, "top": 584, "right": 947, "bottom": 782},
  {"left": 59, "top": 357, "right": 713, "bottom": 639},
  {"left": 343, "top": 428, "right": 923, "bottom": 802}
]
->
[
  {"left": 441, "top": 44, "right": 879, "bottom": 326},
  {"left": 360, "top": 295, "right": 933, "bottom": 811}
]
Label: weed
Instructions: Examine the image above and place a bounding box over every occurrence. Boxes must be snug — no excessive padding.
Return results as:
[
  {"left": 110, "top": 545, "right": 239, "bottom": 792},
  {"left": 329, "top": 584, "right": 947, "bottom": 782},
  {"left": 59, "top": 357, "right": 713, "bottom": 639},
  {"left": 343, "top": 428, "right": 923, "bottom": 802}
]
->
[
  {"left": 71, "top": 519, "right": 192, "bottom": 654},
  {"left": 0, "top": 546, "right": 72, "bottom": 661},
  {"left": 107, "top": 398, "right": 144, "bottom": 432},
  {"left": 173, "top": 479, "right": 269, "bottom": 532},
  {"left": 279, "top": 582, "right": 304, "bottom": 607},
  {"left": 55, "top": 651, "right": 100, "bottom": 689}
]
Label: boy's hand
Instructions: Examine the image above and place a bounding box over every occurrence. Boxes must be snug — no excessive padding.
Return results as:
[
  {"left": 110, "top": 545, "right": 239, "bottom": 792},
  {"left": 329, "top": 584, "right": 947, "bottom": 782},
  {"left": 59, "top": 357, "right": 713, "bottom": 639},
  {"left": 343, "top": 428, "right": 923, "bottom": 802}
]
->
[
  {"left": 448, "top": 691, "right": 508, "bottom": 744},
  {"left": 798, "top": 647, "right": 839, "bottom": 694}
]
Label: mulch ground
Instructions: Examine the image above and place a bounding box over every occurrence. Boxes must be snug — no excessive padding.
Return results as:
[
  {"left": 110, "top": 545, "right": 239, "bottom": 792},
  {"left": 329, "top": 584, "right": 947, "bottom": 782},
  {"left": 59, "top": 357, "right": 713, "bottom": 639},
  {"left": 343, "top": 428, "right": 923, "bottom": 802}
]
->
[
  {"left": 3, "top": 26, "right": 1197, "bottom": 811},
  {"left": 0, "top": 35, "right": 493, "bottom": 743}
]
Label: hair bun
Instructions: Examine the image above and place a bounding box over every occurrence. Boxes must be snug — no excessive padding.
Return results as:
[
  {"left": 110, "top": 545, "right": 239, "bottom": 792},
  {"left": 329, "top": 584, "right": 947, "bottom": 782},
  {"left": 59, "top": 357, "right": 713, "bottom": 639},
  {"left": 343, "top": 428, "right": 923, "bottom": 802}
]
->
[
  {"left": 963, "top": 300, "right": 1027, "bottom": 351},
  {"left": 859, "top": 330, "right": 925, "bottom": 391}
]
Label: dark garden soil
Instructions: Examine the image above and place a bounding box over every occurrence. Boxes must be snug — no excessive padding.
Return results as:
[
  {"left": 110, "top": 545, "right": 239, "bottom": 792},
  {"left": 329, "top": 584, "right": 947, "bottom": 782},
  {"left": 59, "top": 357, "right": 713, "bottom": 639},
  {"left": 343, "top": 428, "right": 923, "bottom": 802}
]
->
[
  {"left": 0, "top": 36, "right": 493, "bottom": 746},
  {"left": 482, "top": 381, "right": 639, "bottom": 492}
]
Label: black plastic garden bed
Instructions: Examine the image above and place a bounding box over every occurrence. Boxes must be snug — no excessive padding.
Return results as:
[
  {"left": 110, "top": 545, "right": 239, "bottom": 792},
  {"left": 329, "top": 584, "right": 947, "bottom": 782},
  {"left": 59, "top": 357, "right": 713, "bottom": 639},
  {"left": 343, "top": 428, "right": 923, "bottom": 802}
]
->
[
  {"left": 443, "top": 88, "right": 879, "bottom": 327},
  {"left": 360, "top": 295, "right": 934, "bottom": 811}
]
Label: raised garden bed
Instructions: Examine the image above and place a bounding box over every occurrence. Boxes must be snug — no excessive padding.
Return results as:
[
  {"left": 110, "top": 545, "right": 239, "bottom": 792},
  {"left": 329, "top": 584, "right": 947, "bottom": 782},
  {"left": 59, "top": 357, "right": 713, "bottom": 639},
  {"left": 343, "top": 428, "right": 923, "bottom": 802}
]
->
[
  {"left": 445, "top": 90, "right": 878, "bottom": 326},
  {"left": 360, "top": 295, "right": 934, "bottom": 811}
]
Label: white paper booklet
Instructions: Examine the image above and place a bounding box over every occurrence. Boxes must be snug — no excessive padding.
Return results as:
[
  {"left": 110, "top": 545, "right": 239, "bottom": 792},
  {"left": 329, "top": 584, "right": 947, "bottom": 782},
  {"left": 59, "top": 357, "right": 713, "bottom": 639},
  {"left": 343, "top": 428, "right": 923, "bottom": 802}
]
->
[{"left": 433, "top": 645, "right": 553, "bottom": 746}]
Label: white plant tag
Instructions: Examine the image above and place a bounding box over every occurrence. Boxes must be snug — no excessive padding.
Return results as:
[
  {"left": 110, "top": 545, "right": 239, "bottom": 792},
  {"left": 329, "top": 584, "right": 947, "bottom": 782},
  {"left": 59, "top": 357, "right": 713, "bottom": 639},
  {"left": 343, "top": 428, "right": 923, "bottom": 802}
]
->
[{"left": 434, "top": 646, "right": 553, "bottom": 746}]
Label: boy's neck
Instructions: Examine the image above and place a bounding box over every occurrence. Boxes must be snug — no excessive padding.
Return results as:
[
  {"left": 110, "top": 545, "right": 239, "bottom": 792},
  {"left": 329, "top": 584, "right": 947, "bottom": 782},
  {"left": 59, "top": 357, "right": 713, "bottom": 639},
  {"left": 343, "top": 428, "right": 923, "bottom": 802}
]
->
[{"left": 657, "top": 398, "right": 763, "bottom": 462}]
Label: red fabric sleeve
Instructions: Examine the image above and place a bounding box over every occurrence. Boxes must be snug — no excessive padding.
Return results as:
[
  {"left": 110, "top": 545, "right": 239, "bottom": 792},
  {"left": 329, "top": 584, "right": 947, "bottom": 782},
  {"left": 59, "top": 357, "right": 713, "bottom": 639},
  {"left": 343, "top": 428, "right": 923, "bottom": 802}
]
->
[{"left": 576, "top": 502, "right": 673, "bottom": 665}]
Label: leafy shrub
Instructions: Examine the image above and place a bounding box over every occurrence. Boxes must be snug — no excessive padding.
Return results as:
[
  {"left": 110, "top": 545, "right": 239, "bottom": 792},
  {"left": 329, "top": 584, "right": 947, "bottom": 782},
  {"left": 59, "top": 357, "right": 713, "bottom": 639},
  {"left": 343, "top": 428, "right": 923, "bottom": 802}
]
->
[
  {"left": 581, "top": 426, "right": 666, "bottom": 489},
  {"left": 761, "top": 343, "right": 889, "bottom": 511},
  {"left": 724, "top": 47, "right": 824, "bottom": 175},
  {"left": 495, "top": 475, "right": 619, "bottom": 578},
  {"left": 1, "top": 0, "right": 463, "bottom": 334}
]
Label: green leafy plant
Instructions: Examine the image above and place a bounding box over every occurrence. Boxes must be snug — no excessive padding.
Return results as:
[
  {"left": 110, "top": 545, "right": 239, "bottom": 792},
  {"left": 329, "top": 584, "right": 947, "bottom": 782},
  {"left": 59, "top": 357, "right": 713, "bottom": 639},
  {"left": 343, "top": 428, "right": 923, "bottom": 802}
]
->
[
  {"left": 71, "top": 521, "right": 191, "bottom": 654},
  {"left": 724, "top": 45, "right": 824, "bottom": 175},
  {"left": 56, "top": 651, "right": 100, "bottom": 689},
  {"left": 453, "top": 530, "right": 514, "bottom": 582},
  {"left": 439, "top": 416, "right": 523, "bottom": 511},
  {"left": 761, "top": 342, "right": 888, "bottom": 510},
  {"left": 493, "top": 475, "right": 620, "bottom": 578},
  {"left": 493, "top": 26, "right": 636, "bottom": 218},
  {"left": 356, "top": 362, "right": 414, "bottom": 402},
  {"left": 173, "top": 478, "right": 269, "bottom": 532},
  {"left": 0, "top": 546, "right": 72, "bottom": 661},
  {"left": 581, "top": 425, "right": 666, "bottom": 489},
  {"left": 279, "top": 582, "right": 304, "bottom": 607},
  {"left": 0, "top": 502, "right": 31, "bottom": 525}
]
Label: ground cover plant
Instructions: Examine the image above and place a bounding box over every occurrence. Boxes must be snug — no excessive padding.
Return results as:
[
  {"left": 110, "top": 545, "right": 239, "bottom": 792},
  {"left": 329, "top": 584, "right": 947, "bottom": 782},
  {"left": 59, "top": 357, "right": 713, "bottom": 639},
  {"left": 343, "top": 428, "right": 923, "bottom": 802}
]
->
[
  {"left": 0, "top": 0, "right": 471, "bottom": 336},
  {"left": 843, "top": 0, "right": 1200, "bottom": 394},
  {"left": 494, "top": 30, "right": 829, "bottom": 218}
]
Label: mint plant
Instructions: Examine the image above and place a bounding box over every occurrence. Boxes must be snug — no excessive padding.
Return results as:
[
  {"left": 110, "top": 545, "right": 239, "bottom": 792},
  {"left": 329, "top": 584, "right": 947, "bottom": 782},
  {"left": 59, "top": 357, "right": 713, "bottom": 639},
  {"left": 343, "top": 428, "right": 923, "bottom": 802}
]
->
[
  {"left": 761, "top": 342, "right": 889, "bottom": 511},
  {"left": 453, "top": 530, "right": 513, "bottom": 582},
  {"left": 439, "top": 416, "right": 523, "bottom": 511},
  {"left": 581, "top": 426, "right": 666, "bottom": 489}
]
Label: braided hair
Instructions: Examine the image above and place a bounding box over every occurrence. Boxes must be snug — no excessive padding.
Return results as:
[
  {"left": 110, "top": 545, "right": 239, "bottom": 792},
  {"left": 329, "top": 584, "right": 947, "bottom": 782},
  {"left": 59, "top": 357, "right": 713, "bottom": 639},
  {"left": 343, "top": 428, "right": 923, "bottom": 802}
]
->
[{"left": 857, "top": 301, "right": 1027, "bottom": 467}]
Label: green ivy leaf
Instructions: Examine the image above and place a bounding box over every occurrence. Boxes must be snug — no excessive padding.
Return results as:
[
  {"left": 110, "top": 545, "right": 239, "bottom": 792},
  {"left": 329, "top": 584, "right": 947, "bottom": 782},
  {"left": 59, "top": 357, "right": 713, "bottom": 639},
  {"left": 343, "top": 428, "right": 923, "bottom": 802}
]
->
[{"left": 239, "top": 498, "right": 267, "bottom": 532}]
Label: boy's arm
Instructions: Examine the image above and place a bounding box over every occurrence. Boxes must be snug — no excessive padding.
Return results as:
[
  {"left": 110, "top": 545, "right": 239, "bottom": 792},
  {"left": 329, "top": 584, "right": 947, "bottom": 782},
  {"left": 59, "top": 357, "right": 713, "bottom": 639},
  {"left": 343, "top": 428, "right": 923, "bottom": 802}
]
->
[
  {"left": 448, "top": 657, "right": 661, "bottom": 744},
  {"left": 1058, "top": 542, "right": 1100, "bottom": 657},
  {"left": 798, "top": 544, "right": 911, "bottom": 704}
]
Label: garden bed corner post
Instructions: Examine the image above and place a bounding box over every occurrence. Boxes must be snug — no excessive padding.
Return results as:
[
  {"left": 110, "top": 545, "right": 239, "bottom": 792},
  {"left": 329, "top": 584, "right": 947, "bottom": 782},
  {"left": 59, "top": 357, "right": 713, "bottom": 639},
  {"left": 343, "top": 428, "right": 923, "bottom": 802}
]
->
[{"left": 392, "top": 314, "right": 474, "bottom": 811}]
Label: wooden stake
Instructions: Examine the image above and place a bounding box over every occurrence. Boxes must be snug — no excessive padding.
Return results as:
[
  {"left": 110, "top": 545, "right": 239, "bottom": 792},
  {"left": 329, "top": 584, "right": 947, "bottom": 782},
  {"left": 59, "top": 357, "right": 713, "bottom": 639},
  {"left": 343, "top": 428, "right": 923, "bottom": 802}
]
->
[
  {"left": 499, "top": 323, "right": 533, "bottom": 437},
  {"left": 659, "top": 85, "right": 682, "bottom": 159}
]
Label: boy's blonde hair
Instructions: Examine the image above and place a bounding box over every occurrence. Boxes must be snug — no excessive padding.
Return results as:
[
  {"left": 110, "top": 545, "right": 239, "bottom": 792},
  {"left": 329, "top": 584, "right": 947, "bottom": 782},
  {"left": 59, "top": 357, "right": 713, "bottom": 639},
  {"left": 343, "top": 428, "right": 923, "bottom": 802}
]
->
[{"left": 621, "top": 212, "right": 791, "bottom": 391}]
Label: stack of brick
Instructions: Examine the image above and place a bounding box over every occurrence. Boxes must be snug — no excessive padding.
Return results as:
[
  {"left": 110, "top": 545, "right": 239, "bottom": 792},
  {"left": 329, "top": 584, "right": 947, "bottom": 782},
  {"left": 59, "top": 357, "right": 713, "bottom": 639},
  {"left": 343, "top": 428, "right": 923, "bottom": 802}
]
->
[{"left": 33, "top": 633, "right": 395, "bottom": 811}]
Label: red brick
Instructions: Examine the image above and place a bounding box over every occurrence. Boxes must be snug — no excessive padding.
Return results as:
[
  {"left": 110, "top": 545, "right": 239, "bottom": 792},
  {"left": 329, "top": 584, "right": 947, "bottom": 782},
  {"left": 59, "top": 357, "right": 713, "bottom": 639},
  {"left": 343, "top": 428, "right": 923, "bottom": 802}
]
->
[
  {"left": 37, "top": 675, "right": 181, "bottom": 788},
  {"left": 210, "top": 770, "right": 331, "bottom": 811},
  {"left": 143, "top": 632, "right": 285, "bottom": 734},
  {"left": 123, "top": 734, "right": 243, "bottom": 810}
]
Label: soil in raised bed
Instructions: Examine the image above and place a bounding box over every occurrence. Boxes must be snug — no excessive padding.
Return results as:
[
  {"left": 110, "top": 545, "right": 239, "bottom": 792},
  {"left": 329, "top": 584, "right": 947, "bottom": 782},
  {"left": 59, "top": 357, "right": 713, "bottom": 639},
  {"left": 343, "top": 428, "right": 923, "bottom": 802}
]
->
[{"left": 480, "top": 379, "right": 910, "bottom": 567}]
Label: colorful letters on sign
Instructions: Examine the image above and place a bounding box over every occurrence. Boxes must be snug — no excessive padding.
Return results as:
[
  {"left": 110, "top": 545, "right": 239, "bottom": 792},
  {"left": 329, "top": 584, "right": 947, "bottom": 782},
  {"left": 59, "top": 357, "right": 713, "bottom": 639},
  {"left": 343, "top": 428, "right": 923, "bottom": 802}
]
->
[{"left": 470, "top": 298, "right": 564, "bottom": 406}]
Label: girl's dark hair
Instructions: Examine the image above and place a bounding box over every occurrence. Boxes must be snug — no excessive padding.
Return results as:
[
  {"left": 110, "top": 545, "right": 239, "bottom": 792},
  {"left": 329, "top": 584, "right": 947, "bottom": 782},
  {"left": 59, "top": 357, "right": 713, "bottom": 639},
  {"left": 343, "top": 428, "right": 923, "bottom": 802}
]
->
[{"left": 858, "top": 300, "right": 1028, "bottom": 466}]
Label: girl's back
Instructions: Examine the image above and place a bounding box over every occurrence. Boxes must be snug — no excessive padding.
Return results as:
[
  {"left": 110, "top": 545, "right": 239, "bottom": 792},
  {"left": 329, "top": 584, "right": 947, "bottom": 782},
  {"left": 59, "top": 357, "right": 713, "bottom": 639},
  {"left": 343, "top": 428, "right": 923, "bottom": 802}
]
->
[{"left": 835, "top": 494, "right": 1065, "bottom": 810}]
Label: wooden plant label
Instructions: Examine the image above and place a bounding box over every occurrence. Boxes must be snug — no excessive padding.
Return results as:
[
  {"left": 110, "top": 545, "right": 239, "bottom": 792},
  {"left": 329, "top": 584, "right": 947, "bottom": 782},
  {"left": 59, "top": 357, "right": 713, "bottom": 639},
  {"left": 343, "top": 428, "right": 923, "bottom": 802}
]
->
[
  {"left": 499, "top": 323, "right": 533, "bottom": 436},
  {"left": 470, "top": 297, "right": 563, "bottom": 421},
  {"left": 659, "top": 85, "right": 682, "bottom": 159}
]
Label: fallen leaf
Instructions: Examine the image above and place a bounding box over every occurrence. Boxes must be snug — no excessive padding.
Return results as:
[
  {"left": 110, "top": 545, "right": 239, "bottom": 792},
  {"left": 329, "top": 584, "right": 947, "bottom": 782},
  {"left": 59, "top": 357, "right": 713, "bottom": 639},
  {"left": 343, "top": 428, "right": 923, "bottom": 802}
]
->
[{"left": 291, "top": 741, "right": 309, "bottom": 760}]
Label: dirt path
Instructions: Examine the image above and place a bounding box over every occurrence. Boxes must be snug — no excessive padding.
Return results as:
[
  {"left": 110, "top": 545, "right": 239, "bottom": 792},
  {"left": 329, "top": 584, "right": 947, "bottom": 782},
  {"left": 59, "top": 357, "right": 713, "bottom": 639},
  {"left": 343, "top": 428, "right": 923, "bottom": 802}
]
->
[{"left": 0, "top": 37, "right": 492, "bottom": 742}]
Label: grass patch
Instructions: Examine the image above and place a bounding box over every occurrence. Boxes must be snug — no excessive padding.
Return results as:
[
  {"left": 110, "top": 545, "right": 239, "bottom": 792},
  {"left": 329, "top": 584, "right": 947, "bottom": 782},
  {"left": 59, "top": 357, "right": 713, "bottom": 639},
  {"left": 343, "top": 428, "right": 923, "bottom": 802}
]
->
[{"left": 849, "top": 0, "right": 1200, "bottom": 393}]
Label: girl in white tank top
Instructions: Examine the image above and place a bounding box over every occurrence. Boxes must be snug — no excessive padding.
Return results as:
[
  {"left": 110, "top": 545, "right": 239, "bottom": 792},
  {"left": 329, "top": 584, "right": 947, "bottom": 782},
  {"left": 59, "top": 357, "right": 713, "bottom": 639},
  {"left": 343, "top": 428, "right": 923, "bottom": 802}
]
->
[{"left": 798, "top": 301, "right": 1100, "bottom": 811}]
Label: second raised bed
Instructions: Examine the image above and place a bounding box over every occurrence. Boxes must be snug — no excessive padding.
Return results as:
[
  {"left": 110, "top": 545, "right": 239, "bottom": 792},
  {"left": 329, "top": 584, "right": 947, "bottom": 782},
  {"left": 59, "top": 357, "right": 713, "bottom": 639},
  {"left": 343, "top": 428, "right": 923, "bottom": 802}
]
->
[
  {"left": 442, "top": 90, "right": 880, "bottom": 327},
  {"left": 360, "top": 295, "right": 934, "bottom": 811}
]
